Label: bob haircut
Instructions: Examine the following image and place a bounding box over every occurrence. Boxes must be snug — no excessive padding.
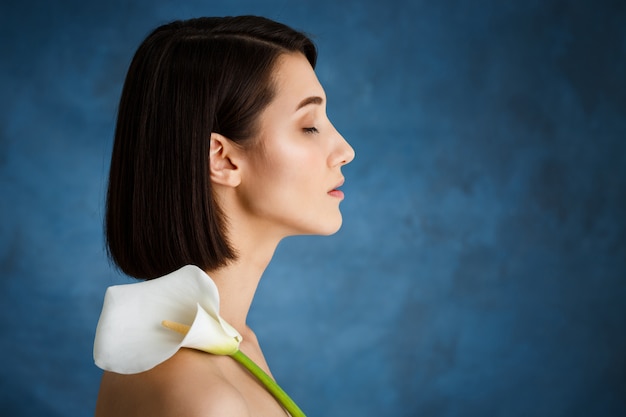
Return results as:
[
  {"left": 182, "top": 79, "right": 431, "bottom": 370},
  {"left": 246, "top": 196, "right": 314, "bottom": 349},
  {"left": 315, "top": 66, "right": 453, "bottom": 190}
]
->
[{"left": 106, "top": 16, "right": 317, "bottom": 280}]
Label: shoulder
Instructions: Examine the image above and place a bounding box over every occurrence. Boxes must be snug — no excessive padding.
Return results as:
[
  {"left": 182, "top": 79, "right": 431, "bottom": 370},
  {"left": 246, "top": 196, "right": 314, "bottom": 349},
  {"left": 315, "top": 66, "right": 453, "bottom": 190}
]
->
[
  {"left": 96, "top": 349, "right": 251, "bottom": 417},
  {"left": 158, "top": 376, "right": 251, "bottom": 417}
]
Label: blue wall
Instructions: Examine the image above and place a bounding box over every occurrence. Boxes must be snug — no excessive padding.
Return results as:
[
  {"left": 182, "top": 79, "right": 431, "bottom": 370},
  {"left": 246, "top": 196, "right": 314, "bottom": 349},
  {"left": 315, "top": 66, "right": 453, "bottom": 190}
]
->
[{"left": 1, "top": 1, "right": 624, "bottom": 416}]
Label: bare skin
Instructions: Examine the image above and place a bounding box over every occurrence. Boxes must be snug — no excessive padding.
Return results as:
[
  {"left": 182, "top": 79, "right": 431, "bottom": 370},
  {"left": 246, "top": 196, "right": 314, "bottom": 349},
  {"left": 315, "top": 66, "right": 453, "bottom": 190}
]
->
[
  {"left": 96, "top": 332, "right": 287, "bottom": 416},
  {"left": 95, "top": 52, "right": 354, "bottom": 417}
]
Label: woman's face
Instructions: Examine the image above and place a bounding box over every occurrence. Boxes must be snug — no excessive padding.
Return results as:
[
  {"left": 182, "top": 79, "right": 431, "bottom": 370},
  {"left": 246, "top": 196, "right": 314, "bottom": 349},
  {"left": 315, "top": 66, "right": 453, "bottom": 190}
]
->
[{"left": 237, "top": 52, "right": 355, "bottom": 238}]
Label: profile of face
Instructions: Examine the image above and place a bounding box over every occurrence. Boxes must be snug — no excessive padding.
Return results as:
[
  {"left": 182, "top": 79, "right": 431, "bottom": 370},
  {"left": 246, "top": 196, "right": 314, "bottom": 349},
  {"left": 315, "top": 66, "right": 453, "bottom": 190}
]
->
[{"left": 232, "top": 52, "right": 355, "bottom": 239}]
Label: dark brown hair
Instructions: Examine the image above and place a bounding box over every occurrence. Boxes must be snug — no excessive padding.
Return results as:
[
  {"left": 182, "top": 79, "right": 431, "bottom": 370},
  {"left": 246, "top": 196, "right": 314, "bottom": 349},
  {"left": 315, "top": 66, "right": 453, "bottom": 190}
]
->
[{"left": 106, "top": 16, "right": 317, "bottom": 279}]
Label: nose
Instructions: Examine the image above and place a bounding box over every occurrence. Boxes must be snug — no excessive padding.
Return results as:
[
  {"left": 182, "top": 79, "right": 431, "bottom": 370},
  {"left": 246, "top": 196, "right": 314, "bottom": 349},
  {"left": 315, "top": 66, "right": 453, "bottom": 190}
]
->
[{"left": 331, "top": 130, "right": 355, "bottom": 167}]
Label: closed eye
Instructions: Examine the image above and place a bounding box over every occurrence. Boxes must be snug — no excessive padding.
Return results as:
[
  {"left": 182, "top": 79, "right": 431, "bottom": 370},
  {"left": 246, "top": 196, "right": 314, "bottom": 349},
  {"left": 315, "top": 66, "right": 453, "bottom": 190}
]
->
[{"left": 303, "top": 127, "right": 319, "bottom": 134}]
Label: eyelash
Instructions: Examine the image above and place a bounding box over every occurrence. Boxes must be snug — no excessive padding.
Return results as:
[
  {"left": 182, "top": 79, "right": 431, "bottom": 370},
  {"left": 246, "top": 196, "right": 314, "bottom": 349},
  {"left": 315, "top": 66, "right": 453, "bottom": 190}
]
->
[{"left": 303, "top": 127, "right": 319, "bottom": 134}]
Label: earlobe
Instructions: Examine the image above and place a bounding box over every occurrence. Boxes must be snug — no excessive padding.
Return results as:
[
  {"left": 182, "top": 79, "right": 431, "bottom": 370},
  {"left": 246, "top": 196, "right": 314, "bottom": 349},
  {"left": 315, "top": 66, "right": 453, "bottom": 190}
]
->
[{"left": 209, "top": 133, "right": 241, "bottom": 187}]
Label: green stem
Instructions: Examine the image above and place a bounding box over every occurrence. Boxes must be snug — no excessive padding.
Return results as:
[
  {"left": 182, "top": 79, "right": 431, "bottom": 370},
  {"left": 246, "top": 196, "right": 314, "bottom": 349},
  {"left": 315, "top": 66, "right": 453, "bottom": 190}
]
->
[{"left": 230, "top": 350, "right": 306, "bottom": 417}]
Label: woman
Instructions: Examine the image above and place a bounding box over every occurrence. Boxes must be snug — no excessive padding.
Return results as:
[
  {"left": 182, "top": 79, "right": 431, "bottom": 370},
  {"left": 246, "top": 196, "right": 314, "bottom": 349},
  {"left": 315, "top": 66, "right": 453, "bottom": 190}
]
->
[{"left": 94, "top": 16, "right": 354, "bottom": 416}]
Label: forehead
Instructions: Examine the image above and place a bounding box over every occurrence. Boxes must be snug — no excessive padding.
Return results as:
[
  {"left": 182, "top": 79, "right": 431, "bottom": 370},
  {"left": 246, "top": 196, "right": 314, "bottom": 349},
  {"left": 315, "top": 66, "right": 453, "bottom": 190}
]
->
[{"left": 271, "top": 53, "right": 325, "bottom": 108}]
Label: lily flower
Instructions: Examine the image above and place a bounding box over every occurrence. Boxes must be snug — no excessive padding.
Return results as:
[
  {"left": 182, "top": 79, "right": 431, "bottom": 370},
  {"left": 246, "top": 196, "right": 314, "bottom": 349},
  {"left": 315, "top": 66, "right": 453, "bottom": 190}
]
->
[
  {"left": 93, "top": 265, "right": 242, "bottom": 374},
  {"left": 93, "top": 264, "right": 306, "bottom": 417}
]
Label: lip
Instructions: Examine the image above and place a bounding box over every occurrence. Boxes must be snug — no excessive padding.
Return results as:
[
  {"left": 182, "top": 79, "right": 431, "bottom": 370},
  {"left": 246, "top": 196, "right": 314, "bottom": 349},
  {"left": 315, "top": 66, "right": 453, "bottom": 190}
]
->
[{"left": 328, "top": 178, "right": 345, "bottom": 199}]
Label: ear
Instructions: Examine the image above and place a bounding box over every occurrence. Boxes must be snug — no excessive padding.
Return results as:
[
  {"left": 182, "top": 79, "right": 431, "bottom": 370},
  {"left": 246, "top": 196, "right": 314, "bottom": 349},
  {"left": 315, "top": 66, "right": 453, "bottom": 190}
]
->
[{"left": 209, "top": 133, "right": 242, "bottom": 187}]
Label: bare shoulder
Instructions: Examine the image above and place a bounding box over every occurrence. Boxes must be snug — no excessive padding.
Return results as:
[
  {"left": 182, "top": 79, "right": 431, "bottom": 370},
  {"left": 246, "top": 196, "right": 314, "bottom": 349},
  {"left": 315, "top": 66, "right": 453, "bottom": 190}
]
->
[{"left": 95, "top": 349, "right": 250, "bottom": 417}]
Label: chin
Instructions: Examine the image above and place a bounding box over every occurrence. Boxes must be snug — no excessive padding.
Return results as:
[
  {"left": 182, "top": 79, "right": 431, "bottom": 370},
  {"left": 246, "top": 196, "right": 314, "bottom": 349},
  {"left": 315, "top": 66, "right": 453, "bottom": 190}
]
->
[
  {"left": 317, "top": 215, "right": 343, "bottom": 236},
  {"left": 286, "top": 211, "right": 344, "bottom": 237}
]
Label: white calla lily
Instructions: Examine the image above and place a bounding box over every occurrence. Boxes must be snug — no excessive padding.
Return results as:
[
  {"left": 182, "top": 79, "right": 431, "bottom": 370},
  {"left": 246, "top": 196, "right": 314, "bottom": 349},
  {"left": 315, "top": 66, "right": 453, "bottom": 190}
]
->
[
  {"left": 93, "top": 264, "right": 306, "bottom": 416},
  {"left": 93, "top": 265, "right": 242, "bottom": 374}
]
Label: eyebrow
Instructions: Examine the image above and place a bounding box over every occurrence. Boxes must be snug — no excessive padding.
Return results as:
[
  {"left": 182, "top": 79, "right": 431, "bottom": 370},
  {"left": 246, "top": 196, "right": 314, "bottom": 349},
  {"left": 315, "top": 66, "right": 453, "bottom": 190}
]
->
[{"left": 295, "top": 96, "right": 324, "bottom": 111}]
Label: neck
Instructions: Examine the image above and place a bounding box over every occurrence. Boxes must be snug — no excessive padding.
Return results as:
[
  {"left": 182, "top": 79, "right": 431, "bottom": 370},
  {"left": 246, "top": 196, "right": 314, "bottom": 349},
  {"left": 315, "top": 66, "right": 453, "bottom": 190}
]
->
[
  {"left": 207, "top": 185, "right": 293, "bottom": 336},
  {"left": 207, "top": 232, "right": 282, "bottom": 334}
]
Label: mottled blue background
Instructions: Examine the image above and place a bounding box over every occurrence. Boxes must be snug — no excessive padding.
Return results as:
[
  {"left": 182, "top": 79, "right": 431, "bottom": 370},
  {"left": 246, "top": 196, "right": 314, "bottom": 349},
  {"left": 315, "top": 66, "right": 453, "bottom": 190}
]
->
[{"left": 1, "top": 0, "right": 625, "bottom": 416}]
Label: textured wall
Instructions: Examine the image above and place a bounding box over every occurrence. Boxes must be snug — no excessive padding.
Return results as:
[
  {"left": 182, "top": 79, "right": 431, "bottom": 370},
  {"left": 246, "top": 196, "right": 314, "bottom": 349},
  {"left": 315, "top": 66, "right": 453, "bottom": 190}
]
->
[{"left": 1, "top": 0, "right": 625, "bottom": 416}]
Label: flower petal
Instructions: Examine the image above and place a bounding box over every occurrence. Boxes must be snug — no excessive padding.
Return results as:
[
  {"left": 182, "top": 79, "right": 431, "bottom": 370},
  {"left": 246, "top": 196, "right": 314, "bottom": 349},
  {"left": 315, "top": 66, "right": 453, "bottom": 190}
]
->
[
  {"left": 93, "top": 265, "right": 229, "bottom": 374},
  {"left": 181, "top": 304, "right": 242, "bottom": 355}
]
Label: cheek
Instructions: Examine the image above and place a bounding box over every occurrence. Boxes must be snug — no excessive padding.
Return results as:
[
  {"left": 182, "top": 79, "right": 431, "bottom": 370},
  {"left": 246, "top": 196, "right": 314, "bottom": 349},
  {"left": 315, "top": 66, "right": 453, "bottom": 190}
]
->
[
  {"left": 262, "top": 138, "right": 320, "bottom": 181},
  {"left": 246, "top": 129, "right": 329, "bottom": 207}
]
